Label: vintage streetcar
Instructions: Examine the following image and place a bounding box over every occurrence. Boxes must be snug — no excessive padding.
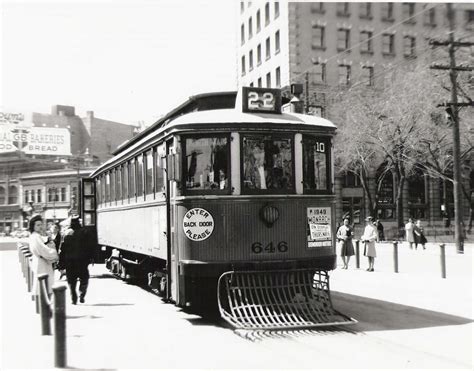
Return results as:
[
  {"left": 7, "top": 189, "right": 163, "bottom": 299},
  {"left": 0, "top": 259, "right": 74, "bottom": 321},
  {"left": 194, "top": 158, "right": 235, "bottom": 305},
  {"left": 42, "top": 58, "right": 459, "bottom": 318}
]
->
[{"left": 79, "top": 87, "right": 356, "bottom": 330}]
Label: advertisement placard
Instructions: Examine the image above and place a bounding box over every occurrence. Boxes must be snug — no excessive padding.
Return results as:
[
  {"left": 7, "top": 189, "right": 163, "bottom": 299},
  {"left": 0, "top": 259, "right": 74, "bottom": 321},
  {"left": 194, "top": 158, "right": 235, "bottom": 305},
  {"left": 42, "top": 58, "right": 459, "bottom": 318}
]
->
[{"left": 307, "top": 206, "right": 332, "bottom": 249}]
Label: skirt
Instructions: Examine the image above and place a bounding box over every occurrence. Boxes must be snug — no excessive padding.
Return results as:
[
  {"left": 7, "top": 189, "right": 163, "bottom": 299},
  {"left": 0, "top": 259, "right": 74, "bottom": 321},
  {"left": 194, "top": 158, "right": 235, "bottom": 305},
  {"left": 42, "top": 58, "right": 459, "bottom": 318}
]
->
[
  {"left": 339, "top": 240, "right": 355, "bottom": 257},
  {"left": 363, "top": 241, "right": 377, "bottom": 258}
]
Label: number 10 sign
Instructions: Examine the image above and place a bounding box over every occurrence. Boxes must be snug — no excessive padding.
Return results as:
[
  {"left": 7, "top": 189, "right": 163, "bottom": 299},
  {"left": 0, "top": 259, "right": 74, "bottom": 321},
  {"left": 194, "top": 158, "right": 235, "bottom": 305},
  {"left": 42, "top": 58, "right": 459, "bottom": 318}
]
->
[{"left": 242, "top": 87, "right": 282, "bottom": 114}]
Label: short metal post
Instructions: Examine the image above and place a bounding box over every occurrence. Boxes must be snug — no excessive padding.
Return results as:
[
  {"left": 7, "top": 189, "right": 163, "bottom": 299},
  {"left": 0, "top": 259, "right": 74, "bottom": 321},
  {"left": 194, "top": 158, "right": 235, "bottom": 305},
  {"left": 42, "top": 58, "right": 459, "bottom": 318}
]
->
[
  {"left": 393, "top": 241, "right": 399, "bottom": 273},
  {"left": 354, "top": 240, "right": 360, "bottom": 269},
  {"left": 440, "top": 243, "right": 446, "bottom": 279},
  {"left": 53, "top": 285, "right": 67, "bottom": 368},
  {"left": 27, "top": 262, "right": 32, "bottom": 292},
  {"left": 38, "top": 274, "right": 51, "bottom": 335}
]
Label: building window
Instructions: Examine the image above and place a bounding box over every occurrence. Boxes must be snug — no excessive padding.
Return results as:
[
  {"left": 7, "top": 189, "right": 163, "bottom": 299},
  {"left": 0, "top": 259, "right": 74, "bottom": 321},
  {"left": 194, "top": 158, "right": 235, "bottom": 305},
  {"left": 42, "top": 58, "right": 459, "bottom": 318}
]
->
[
  {"left": 359, "top": 3, "right": 372, "bottom": 19},
  {"left": 311, "top": 25, "right": 325, "bottom": 49},
  {"left": 275, "top": 67, "right": 281, "bottom": 87},
  {"left": 0, "top": 187, "right": 5, "bottom": 204},
  {"left": 265, "top": 37, "right": 271, "bottom": 59},
  {"left": 360, "top": 30, "right": 373, "bottom": 53},
  {"left": 403, "top": 36, "right": 416, "bottom": 57},
  {"left": 250, "top": 82, "right": 254, "bottom": 87},
  {"left": 256, "top": 10, "right": 261, "bottom": 32},
  {"left": 37, "top": 189, "right": 42, "bottom": 203},
  {"left": 275, "top": 30, "right": 280, "bottom": 53},
  {"left": 343, "top": 172, "right": 361, "bottom": 187},
  {"left": 336, "top": 2, "right": 350, "bottom": 17},
  {"left": 241, "top": 24, "right": 245, "bottom": 45},
  {"left": 24, "top": 190, "right": 29, "bottom": 204},
  {"left": 60, "top": 187, "right": 67, "bottom": 202},
  {"left": 249, "top": 50, "right": 254, "bottom": 71},
  {"left": 248, "top": 17, "right": 253, "bottom": 39},
  {"left": 382, "top": 3, "right": 394, "bottom": 21},
  {"left": 338, "top": 65, "right": 351, "bottom": 86},
  {"left": 257, "top": 77, "right": 262, "bottom": 87},
  {"left": 311, "top": 3, "right": 324, "bottom": 14},
  {"left": 266, "top": 72, "right": 271, "bottom": 87},
  {"left": 337, "top": 28, "right": 350, "bottom": 51},
  {"left": 376, "top": 167, "right": 395, "bottom": 220},
  {"left": 241, "top": 55, "right": 246, "bottom": 75},
  {"left": 48, "top": 187, "right": 59, "bottom": 203},
  {"left": 312, "top": 63, "right": 326, "bottom": 84},
  {"left": 465, "top": 10, "right": 474, "bottom": 29},
  {"left": 265, "top": 2, "right": 270, "bottom": 25},
  {"left": 274, "top": 1, "right": 279, "bottom": 19},
  {"left": 342, "top": 197, "right": 363, "bottom": 224},
  {"left": 8, "top": 186, "right": 18, "bottom": 204},
  {"left": 424, "top": 7, "right": 436, "bottom": 26},
  {"left": 241, "top": 2, "right": 244, "bottom": 13},
  {"left": 382, "top": 33, "right": 395, "bottom": 55},
  {"left": 361, "top": 66, "right": 374, "bottom": 86},
  {"left": 408, "top": 171, "right": 427, "bottom": 220},
  {"left": 403, "top": 3, "right": 416, "bottom": 23}
]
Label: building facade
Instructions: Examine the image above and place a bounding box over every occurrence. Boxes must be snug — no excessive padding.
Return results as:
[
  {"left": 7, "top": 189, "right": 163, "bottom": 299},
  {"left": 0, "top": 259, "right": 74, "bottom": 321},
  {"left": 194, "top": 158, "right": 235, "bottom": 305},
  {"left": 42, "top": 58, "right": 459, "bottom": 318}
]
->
[
  {"left": 237, "top": 2, "right": 474, "bottom": 235},
  {"left": 0, "top": 105, "right": 137, "bottom": 234}
]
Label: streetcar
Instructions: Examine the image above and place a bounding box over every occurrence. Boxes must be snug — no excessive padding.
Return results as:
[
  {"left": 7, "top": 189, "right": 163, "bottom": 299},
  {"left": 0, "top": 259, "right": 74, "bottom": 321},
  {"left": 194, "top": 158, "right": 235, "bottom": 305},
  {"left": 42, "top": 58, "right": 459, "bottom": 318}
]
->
[{"left": 80, "top": 87, "right": 356, "bottom": 330}]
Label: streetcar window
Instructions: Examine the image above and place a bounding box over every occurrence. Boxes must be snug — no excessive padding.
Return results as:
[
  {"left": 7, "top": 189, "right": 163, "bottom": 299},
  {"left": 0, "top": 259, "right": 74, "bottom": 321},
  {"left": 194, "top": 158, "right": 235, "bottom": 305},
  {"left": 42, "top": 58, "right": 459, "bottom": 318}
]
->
[
  {"left": 145, "top": 151, "right": 153, "bottom": 196},
  {"left": 116, "top": 166, "right": 122, "bottom": 202},
  {"left": 122, "top": 164, "right": 129, "bottom": 202},
  {"left": 154, "top": 148, "right": 164, "bottom": 193},
  {"left": 184, "top": 136, "right": 229, "bottom": 192},
  {"left": 110, "top": 170, "right": 116, "bottom": 205},
  {"left": 101, "top": 175, "right": 106, "bottom": 206},
  {"left": 129, "top": 160, "right": 136, "bottom": 200},
  {"left": 105, "top": 172, "right": 110, "bottom": 204},
  {"left": 96, "top": 178, "right": 101, "bottom": 206},
  {"left": 242, "top": 135, "right": 293, "bottom": 192},
  {"left": 136, "top": 155, "right": 144, "bottom": 198},
  {"left": 302, "top": 136, "right": 330, "bottom": 192}
]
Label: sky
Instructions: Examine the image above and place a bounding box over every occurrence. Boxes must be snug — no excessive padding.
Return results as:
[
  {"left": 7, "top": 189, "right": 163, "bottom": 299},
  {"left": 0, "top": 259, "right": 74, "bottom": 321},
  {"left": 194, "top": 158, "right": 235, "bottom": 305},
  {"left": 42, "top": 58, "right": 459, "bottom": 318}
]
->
[{"left": 1, "top": 0, "right": 238, "bottom": 126}]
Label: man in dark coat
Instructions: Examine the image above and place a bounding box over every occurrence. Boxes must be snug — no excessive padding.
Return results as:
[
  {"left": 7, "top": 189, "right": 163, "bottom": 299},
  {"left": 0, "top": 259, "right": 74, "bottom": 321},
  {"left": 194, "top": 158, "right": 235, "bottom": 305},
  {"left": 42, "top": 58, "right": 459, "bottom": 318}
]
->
[{"left": 59, "top": 217, "right": 93, "bottom": 304}]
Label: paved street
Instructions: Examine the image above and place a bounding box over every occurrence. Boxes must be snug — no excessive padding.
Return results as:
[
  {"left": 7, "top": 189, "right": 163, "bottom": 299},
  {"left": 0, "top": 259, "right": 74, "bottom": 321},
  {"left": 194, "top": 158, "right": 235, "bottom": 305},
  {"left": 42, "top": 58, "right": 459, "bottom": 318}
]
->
[{"left": 1, "top": 240, "right": 472, "bottom": 369}]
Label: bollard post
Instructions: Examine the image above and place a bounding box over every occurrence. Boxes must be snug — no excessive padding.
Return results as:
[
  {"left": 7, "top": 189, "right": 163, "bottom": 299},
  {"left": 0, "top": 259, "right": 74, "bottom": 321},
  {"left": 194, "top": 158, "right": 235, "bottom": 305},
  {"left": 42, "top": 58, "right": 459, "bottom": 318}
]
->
[
  {"left": 393, "top": 241, "right": 399, "bottom": 273},
  {"left": 53, "top": 285, "right": 67, "bottom": 368},
  {"left": 354, "top": 240, "right": 360, "bottom": 269},
  {"left": 440, "top": 243, "right": 446, "bottom": 279},
  {"left": 27, "top": 263, "right": 32, "bottom": 292},
  {"left": 38, "top": 274, "right": 51, "bottom": 335}
]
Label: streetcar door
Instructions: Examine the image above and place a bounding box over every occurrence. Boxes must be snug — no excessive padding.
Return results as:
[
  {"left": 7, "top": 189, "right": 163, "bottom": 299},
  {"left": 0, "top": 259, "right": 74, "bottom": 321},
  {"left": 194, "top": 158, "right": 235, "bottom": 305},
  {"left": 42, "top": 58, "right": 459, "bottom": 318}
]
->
[
  {"left": 79, "top": 178, "right": 99, "bottom": 260},
  {"left": 165, "top": 139, "right": 175, "bottom": 302}
]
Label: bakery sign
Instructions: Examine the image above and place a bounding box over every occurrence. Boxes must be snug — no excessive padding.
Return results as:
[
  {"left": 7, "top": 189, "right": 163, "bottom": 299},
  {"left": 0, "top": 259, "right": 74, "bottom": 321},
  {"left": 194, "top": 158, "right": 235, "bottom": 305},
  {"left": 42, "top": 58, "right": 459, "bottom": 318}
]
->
[{"left": 0, "top": 125, "right": 71, "bottom": 156}]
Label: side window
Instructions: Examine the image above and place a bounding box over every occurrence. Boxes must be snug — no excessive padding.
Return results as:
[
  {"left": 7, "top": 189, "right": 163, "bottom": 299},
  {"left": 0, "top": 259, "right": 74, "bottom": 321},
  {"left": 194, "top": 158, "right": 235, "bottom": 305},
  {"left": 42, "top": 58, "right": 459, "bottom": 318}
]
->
[
  {"left": 122, "top": 164, "right": 129, "bottom": 202},
  {"left": 145, "top": 150, "right": 154, "bottom": 196},
  {"left": 136, "top": 155, "right": 144, "bottom": 198},
  {"left": 184, "top": 136, "right": 230, "bottom": 193},
  {"left": 154, "top": 147, "right": 164, "bottom": 193},
  {"left": 129, "top": 160, "right": 136, "bottom": 200},
  {"left": 242, "top": 135, "right": 293, "bottom": 192},
  {"left": 302, "top": 136, "right": 331, "bottom": 192}
]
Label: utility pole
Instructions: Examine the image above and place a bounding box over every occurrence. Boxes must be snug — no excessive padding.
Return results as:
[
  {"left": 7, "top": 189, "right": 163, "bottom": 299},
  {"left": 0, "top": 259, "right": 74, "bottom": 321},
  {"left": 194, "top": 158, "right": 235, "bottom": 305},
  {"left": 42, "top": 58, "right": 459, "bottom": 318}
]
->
[{"left": 430, "top": 3, "right": 474, "bottom": 254}]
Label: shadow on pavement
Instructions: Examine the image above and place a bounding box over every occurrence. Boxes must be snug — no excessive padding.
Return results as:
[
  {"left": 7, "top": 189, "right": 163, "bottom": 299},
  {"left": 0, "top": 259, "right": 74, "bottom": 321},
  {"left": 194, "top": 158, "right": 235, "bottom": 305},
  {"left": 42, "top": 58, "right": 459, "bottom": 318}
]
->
[
  {"left": 331, "top": 291, "right": 473, "bottom": 332},
  {"left": 67, "top": 314, "right": 103, "bottom": 320},
  {"left": 90, "top": 273, "right": 116, "bottom": 279},
  {"left": 85, "top": 303, "right": 134, "bottom": 307},
  {"left": 235, "top": 326, "right": 356, "bottom": 342}
]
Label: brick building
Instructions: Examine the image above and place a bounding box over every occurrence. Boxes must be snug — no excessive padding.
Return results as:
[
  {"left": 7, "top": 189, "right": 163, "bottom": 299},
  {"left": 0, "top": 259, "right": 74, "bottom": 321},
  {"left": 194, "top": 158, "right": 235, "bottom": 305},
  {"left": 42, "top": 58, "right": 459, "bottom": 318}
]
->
[{"left": 237, "top": 2, "right": 474, "bottom": 236}]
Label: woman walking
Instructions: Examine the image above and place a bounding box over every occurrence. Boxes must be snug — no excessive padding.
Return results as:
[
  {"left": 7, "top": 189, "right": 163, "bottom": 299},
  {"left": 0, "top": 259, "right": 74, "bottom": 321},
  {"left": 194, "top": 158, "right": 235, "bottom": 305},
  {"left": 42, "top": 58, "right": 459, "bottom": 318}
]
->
[
  {"left": 361, "top": 216, "right": 378, "bottom": 272},
  {"left": 336, "top": 217, "right": 355, "bottom": 269},
  {"left": 414, "top": 220, "right": 427, "bottom": 250}
]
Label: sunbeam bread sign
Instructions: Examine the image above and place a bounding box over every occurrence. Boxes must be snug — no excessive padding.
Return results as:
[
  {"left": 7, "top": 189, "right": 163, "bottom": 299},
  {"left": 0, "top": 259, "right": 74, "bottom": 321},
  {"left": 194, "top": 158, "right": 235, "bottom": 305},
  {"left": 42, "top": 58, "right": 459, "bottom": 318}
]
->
[
  {"left": 183, "top": 208, "right": 214, "bottom": 241},
  {"left": 0, "top": 125, "right": 71, "bottom": 156}
]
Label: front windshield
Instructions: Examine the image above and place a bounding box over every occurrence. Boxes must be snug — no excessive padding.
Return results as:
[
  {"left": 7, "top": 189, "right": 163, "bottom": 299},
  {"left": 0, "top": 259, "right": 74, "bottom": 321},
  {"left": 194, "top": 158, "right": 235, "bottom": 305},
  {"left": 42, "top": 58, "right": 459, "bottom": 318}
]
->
[
  {"left": 242, "top": 135, "right": 293, "bottom": 192},
  {"left": 184, "top": 136, "right": 229, "bottom": 191}
]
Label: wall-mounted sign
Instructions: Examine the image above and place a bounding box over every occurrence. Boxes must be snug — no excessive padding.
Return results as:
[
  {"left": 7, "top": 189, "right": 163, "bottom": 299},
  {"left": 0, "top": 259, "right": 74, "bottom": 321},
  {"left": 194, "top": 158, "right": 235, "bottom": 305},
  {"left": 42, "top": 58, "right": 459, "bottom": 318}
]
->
[
  {"left": 183, "top": 207, "right": 214, "bottom": 241},
  {"left": 0, "top": 125, "right": 71, "bottom": 156},
  {"left": 307, "top": 206, "right": 332, "bottom": 248},
  {"left": 242, "top": 87, "right": 282, "bottom": 114}
]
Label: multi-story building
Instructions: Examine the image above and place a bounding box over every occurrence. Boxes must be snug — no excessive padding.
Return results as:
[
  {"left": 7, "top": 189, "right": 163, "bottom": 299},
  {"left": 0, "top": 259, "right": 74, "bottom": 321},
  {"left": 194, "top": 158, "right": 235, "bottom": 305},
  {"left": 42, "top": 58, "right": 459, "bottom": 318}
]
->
[
  {"left": 238, "top": 2, "right": 474, "bottom": 235},
  {"left": 0, "top": 105, "right": 137, "bottom": 233}
]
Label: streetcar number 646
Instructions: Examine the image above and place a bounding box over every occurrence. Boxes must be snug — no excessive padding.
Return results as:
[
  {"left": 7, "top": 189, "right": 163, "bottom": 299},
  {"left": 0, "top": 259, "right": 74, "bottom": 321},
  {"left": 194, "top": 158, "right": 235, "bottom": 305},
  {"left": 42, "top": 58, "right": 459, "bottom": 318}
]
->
[{"left": 251, "top": 241, "right": 288, "bottom": 254}]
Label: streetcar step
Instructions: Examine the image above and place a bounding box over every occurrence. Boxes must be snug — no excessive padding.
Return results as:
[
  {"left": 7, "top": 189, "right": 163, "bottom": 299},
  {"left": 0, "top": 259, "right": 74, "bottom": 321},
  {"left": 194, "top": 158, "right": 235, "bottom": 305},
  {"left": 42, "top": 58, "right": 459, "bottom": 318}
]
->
[{"left": 217, "top": 269, "right": 357, "bottom": 330}]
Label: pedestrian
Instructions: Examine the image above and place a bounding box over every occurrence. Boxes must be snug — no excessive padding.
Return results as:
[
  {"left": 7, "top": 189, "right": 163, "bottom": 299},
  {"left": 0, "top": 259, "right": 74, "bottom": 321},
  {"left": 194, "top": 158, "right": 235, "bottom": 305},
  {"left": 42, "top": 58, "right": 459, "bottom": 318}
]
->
[
  {"left": 361, "top": 216, "right": 378, "bottom": 272},
  {"left": 336, "top": 217, "right": 355, "bottom": 269},
  {"left": 49, "top": 222, "right": 62, "bottom": 253},
  {"left": 59, "top": 216, "right": 93, "bottom": 304},
  {"left": 28, "top": 215, "right": 59, "bottom": 296},
  {"left": 375, "top": 219, "right": 385, "bottom": 242},
  {"left": 413, "top": 220, "right": 427, "bottom": 250},
  {"left": 405, "top": 218, "right": 415, "bottom": 249}
]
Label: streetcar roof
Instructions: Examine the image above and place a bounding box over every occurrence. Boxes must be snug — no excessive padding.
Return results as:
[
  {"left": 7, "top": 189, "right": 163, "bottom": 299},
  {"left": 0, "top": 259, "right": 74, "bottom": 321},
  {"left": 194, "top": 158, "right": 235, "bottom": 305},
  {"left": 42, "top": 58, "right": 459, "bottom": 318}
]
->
[{"left": 91, "top": 108, "right": 336, "bottom": 177}]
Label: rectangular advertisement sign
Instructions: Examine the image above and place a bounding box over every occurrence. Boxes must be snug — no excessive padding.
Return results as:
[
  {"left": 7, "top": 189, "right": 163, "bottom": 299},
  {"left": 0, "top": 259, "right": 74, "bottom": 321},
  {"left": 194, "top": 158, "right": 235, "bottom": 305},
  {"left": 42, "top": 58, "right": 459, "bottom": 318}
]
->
[
  {"left": 0, "top": 125, "right": 71, "bottom": 156},
  {"left": 307, "top": 206, "right": 332, "bottom": 248}
]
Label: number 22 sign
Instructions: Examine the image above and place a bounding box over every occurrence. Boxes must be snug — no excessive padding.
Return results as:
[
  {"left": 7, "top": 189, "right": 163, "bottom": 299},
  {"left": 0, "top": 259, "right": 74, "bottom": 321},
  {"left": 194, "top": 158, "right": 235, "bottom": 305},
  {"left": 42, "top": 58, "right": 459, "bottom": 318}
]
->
[{"left": 242, "top": 87, "right": 282, "bottom": 114}]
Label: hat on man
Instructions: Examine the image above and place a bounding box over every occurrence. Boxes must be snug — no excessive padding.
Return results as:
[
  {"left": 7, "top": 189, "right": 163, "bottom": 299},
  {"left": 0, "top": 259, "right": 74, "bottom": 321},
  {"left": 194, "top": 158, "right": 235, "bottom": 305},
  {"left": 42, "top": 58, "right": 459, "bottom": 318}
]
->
[{"left": 365, "top": 216, "right": 373, "bottom": 222}]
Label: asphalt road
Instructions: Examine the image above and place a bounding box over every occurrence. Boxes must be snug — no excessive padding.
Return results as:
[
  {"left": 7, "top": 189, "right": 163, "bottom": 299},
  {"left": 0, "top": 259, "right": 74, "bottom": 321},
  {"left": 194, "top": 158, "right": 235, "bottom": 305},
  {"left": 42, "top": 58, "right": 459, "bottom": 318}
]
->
[{"left": 1, "top": 240, "right": 472, "bottom": 369}]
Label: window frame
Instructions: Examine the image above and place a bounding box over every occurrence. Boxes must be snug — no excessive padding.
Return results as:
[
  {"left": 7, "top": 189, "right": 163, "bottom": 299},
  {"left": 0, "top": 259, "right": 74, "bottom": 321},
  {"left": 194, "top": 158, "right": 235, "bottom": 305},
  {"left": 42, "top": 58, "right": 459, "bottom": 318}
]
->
[
  {"left": 302, "top": 135, "right": 332, "bottom": 195},
  {"left": 181, "top": 133, "right": 232, "bottom": 196}
]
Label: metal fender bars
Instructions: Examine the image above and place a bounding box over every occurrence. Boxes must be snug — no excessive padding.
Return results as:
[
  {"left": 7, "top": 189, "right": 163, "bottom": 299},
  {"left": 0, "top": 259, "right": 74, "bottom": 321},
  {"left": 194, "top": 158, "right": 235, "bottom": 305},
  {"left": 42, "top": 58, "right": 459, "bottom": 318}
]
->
[{"left": 217, "top": 269, "right": 357, "bottom": 330}]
